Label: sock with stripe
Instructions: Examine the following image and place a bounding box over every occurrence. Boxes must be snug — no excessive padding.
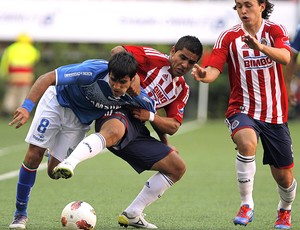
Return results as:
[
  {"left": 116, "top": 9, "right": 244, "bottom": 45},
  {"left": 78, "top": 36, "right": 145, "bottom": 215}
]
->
[
  {"left": 236, "top": 152, "right": 256, "bottom": 209},
  {"left": 14, "top": 163, "right": 37, "bottom": 217}
]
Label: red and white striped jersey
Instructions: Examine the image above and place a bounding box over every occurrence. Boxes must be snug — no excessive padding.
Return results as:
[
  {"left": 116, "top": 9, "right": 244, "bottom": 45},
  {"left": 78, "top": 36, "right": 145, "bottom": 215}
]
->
[
  {"left": 208, "top": 20, "right": 291, "bottom": 124},
  {"left": 124, "top": 45, "right": 189, "bottom": 124}
]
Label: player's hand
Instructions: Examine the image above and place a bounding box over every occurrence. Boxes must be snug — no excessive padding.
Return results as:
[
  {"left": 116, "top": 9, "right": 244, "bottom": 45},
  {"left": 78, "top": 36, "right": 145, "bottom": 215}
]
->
[
  {"left": 131, "top": 108, "right": 151, "bottom": 122},
  {"left": 127, "top": 74, "right": 141, "bottom": 96},
  {"left": 242, "top": 34, "right": 262, "bottom": 51},
  {"left": 9, "top": 107, "right": 30, "bottom": 129},
  {"left": 191, "top": 64, "right": 206, "bottom": 82}
]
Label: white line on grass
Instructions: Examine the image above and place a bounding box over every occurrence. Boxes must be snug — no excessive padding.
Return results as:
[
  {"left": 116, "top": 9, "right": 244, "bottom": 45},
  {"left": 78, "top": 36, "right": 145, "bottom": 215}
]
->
[
  {"left": 0, "top": 120, "right": 204, "bottom": 181},
  {"left": 0, "top": 162, "right": 48, "bottom": 181}
]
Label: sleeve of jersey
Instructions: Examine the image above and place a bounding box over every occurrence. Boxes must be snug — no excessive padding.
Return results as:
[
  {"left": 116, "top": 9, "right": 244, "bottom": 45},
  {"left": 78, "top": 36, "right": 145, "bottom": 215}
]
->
[
  {"left": 123, "top": 46, "right": 147, "bottom": 65},
  {"left": 133, "top": 88, "right": 156, "bottom": 113},
  {"left": 271, "top": 24, "right": 291, "bottom": 51},
  {"left": 56, "top": 59, "right": 108, "bottom": 85},
  {"left": 164, "top": 81, "right": 189, "bottom": 124},
  {"left": 207, "top": 34, "right": 229, "bottom": 73}
]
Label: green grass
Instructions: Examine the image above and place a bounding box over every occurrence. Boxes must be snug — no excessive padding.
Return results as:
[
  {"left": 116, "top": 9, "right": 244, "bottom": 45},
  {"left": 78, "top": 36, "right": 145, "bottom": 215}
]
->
[{"left": 1, "top": 117, "right": 300, "bottom": 230}]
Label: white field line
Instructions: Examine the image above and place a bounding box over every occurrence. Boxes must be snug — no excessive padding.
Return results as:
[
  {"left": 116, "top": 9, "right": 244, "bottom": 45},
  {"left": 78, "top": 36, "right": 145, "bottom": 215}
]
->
[{"left": 0, "top": 120, "right": 203, "bottom": 181}]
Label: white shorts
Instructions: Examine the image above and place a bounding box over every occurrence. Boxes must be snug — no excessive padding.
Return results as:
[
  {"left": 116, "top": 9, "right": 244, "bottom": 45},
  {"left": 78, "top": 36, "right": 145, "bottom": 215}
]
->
[{"left": 25, "top": 86, "right": 90, "bottom": 162}]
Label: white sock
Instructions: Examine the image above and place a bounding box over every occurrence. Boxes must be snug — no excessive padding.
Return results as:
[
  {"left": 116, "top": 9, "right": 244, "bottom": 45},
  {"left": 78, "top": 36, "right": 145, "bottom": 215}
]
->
[
  {"left": 64, "top": 133, "right": 106, "bottom": 168},
  {"left": 277, "top": 179, "right": 297, "bottom": 210},
  {"left": 125, "top": 172, "right": 173, "bottom": 217},
  {"left": 236, "top": 152, "right": 256, "bottom": 209}
]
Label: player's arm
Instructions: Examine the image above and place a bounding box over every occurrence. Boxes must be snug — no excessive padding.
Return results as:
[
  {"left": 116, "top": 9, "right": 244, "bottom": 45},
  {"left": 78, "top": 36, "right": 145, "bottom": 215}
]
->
[
  {"left": 131, "top": 108, "right": 180, "bottom": 135},
  {"left": 191, "top": 64, "right": 220, "bottom": 83},
  {"left": 285, "top": 50, "right": 298, "bottom": 106},
  {"left": 111, "top": 46, "right": 126, "bottom": 55},
  {"left": 243, "top": 34, "right": 290, "bottom": 65},
  {"left": 9, "top": 71, "right": 56, "bottom": 129}
]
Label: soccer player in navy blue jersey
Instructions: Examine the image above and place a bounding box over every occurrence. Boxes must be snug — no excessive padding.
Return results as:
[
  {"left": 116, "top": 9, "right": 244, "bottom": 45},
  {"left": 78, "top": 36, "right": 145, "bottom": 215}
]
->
[
  {"left": 54, "top": 35, "right": 203, "bottom": 229},
  {"left": 8, "top": 52, "right": 156, "bottom": 229},
  {"left": 285, "top": 24, "right": 300, "bottom": 107}
]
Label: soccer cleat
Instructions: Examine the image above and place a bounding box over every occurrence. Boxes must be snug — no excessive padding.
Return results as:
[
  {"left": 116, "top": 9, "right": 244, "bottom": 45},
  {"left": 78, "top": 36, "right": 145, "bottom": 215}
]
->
[
  {"left": 9, "top": 215, "right": 28, "bottom": 229},
  {"left": 52, "top": 161, "right": 74, "bottom": 179},
  {"left": 118, "top": 211, "right": 158, "bottom": 229},
  {"left": 233, "top": 204, "right": 254, "bottom": 226},
  {"left": 274, "top": 209, "right": 291, "bottom": 229}
]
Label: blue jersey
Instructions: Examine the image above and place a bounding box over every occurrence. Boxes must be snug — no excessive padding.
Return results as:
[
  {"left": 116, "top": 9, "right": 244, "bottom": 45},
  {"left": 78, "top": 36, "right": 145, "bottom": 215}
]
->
[
  {"left": 291, "top": 24, "right": 300, "bottom": 54},
  {"left": 55, "top": 59, "right": 156, "bottom": 125}
]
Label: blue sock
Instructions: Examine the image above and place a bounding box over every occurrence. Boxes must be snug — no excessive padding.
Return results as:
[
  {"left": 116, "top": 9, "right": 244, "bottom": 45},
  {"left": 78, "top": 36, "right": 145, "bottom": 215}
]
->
[{"left": 14, "top": 163, "right": 37, "bottom": 217}]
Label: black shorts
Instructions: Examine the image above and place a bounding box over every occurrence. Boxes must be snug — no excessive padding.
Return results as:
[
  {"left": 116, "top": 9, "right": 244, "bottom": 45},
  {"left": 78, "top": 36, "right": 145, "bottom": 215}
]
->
[
  {"left": 95, "top": 109, "right": 172, "bottom": 173},
  {"left": 225, "top": 113, "right": 294, "bottom": 169}
]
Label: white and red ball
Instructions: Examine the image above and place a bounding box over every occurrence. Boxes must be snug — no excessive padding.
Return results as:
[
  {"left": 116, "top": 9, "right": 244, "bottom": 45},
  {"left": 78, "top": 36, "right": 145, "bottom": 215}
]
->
[{"left": 61, "top": 201, "right": 97, "bottom": 230}]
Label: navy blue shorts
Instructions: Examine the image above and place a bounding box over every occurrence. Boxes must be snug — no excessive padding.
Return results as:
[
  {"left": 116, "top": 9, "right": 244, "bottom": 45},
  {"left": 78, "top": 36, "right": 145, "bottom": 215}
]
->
[
  {"left": 225, "top": 113, "right": 294, "bottom": 169},
  {"left": 95, "top": 108, "right": 172, "bottom": 173}
]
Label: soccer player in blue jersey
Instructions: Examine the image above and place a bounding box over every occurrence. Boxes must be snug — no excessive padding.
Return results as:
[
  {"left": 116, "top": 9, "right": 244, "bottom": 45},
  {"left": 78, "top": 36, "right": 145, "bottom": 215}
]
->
[
  {"left": 53, "top": 35, "right": 203, "bottom": 229},
  {"left": 285, "top": 24, "right": 300, "bottom": 107},
  {"left": 8, "top": 52, "right": 156, "bottom": 229}
]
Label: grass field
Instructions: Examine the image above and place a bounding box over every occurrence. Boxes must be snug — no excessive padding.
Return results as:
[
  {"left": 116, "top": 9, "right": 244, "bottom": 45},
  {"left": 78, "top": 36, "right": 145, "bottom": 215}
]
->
[{"left": 1, "top": 117, "right": 300, "bottom": 230}]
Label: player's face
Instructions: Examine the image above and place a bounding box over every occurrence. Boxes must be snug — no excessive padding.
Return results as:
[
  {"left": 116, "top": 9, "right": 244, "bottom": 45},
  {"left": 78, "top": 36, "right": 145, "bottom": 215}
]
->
[
  {"left": 235, "top": 0, "right": 265, "bottom": 28},
  {"left": 109, "top": 73, "right": 132, "bottom": 97},
  {"left": 169, "top": 47, "right": 199, "bottom": 77}
]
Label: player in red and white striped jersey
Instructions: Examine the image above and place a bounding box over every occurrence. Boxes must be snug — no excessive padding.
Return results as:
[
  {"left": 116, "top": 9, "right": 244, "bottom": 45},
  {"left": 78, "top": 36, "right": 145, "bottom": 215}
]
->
[
  {"left": 54, "top": 36, "right": 203, "bottom": 228},
  {"left": 114, "top": 44, "right": 194, "bottom": 144},
  {"left": 192, "top": 0, "right": 296, "bottom": 229}
]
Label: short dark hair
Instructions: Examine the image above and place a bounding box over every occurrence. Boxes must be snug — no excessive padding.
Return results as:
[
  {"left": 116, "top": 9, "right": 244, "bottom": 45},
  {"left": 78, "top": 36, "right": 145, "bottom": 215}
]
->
[
  {"left": 108, "top": 52, "right": 138, "bottom": 80},
  {"left": 174, "top": 35, "right": 203, "bottom": 61},
  {"left": 233, "top": 0, "right": 274, "bottom": 19}
]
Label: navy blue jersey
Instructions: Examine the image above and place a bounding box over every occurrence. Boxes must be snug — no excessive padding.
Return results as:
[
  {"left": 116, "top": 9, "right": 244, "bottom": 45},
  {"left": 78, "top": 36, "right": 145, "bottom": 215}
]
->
[
  {"left": 291, "top": 24, "right": 300, "bottom": 54},
  {"left": 55, "top": 59, "right": 156, "bottom": 125}
]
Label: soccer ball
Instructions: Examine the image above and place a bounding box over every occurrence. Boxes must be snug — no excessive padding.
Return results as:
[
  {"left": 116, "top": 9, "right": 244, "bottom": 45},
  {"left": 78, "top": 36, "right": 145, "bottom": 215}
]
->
[{"left": 61, "top": 201, "right": 97, "bottom": 230}]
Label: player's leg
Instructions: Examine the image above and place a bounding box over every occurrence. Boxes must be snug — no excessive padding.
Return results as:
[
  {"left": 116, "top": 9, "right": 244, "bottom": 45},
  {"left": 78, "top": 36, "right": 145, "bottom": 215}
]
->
[
  {"left": 263, "top": 123, "right": 296, "bottom": 229},
  {"left": 119, "top": 150, "right": 185, "bottom": 228},
  {"left": 271, "top": 167, "right": 296, "bottom": 229},
  {"left": 9, "top": 144, "right": 46, "bottom": 230},
  {"left": 226, "top": 114, "right": 257, "bottom": 226},
  {"left": 9, "top": 86, "right": 62, "bottom": 229},
  {"left": 53, "top": 114, "right": 127, "bottom": 179},
  {"left": 46, "top": 106, "right": 90, "bottom": 179},
  {"left": 112, "top": 130, "right": 184, "bottom": 229}
]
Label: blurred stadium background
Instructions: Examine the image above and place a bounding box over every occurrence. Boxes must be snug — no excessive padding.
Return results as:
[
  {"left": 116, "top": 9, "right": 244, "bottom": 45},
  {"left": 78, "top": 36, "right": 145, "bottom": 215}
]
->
[{"left": 0, "top": 0, "right": 299, "bottom": 122}]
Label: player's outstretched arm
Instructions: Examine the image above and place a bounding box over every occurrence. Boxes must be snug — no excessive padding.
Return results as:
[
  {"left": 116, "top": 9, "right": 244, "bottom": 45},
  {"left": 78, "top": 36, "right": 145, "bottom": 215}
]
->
[{"left": 191, "top": 65, "right": 220, "bottom": 83}]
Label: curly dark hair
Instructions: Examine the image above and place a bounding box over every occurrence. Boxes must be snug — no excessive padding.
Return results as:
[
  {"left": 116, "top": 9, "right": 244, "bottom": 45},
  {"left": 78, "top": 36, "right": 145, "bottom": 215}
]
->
[{"left": 233, "top": 0, "right": 274, "bottom": 19}]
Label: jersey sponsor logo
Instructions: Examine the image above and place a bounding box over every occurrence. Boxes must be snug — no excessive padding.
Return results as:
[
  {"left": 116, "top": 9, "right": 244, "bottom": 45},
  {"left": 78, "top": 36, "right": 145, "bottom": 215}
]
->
[
  {"left": 86, "top": 96, "right": 123, "bottom": 110},
  {"left": 64, "top": 71, "right": 92, "bottom": 78},
  {"left": 153, "top": 85, "right": 168, "bottom": 104},
  {"left": 244, "top": 56, "right": 273, "bottom": 69}
]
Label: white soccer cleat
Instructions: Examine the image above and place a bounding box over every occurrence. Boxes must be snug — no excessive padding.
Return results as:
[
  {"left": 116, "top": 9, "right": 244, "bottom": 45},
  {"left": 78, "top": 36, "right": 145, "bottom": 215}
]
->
[
  {"left": 118, "top": 211, "right": 158, "bottom": 229},
  {"left": 9, "top": 215, "right": 28, "bottom": 229},
  {"left": 52, "top": 161, "right": 74, "bottom": 179}
]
